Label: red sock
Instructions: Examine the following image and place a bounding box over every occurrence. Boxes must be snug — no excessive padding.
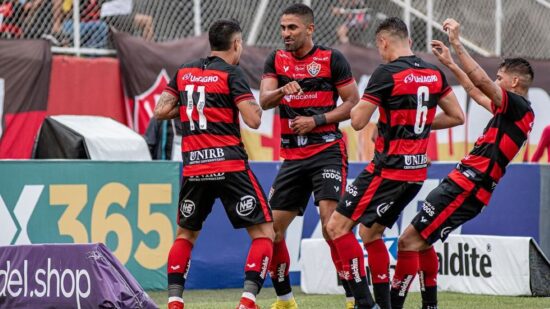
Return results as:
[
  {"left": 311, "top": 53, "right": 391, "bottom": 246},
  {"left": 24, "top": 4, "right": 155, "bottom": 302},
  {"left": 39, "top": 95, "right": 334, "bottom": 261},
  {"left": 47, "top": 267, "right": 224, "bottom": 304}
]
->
[
  {"left": 167, "top": 238, "right": 193, "bottom": 290},
  {"left": 245, "top": 237, "right": 273, "bottom": 278},
  {"left": 326, "top": 239, "right": 344, "bottom": 277},
  {"left": 269, "top": 239, "right": 291, "bottom": 296},
  {"left": 419, "top": 247, "right": 438, "bottom": 288},
  {"left": 390, "top": 251, "right": 419, "bottom": 309},
  {"left": 333, "top": 232, "right": 366, "bottom": 280},
  {"left": 365, "top": 239, "right": 390, "bottom": 283}
]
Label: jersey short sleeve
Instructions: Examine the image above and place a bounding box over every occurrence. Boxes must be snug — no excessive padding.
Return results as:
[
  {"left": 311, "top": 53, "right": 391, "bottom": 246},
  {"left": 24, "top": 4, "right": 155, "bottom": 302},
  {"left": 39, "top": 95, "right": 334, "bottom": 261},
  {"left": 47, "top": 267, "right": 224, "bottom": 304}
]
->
[
  {"left": 165, "top": 71, "right": 179, "bottom": 98},
  {"left": 362, "top": 65, "right": 393, "bottom": 106},
  {"left": 330, "top": 49, "right": 353, "bottom": 88},
  {"left": 262, "top": 50, "right": 277, "bottom": 79},
  {"left": 229, "top": 66, "right": 255, "bottom": 105},
  {"left": 498, "top": 89, "right": 531, "bottom": 119}
]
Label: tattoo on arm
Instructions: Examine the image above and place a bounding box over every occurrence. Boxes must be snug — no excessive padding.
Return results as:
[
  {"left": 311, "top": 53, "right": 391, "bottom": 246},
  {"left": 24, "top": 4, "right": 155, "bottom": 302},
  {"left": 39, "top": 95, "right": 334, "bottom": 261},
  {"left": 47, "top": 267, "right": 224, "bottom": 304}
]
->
[
  {"left": 154, "top": 92, "right": 179, "bottom": 119},
  {"left": 247, "top": 100, "right": 262, "bottom": 117},
  {"left": 466, "top": 66, "right": 480, "bottom": 76}
]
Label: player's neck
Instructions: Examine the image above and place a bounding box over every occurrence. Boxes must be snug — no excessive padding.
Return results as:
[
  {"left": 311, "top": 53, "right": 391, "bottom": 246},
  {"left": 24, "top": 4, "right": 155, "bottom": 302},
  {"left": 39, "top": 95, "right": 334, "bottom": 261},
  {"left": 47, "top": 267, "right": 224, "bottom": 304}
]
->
[
  {"left": 388, "top": 47, "right": 414, "bottom": 62},
  {"left": 292, "top": 41, "right": 315, "bottom": 58},
  {"left": 210, "top": 51, "right": 236, "bottom": 65}
]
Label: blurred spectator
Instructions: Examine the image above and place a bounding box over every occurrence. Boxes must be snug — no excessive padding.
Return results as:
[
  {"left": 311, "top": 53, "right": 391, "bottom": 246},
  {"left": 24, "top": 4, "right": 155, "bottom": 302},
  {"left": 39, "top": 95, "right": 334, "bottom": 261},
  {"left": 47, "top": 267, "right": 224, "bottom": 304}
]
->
[
  {"left": 52, "top": 0, "right": 108, "bottom": 48},
  {"left": 101, "top": 0, "right": 154, "bottom": 40},
  {"left": 0, "top": 0, "right": 25, "bottom": 38},
  {"left": 531, "top": 124, "right": 550, "bottom": 163},
  {"left": 144, "top": 117, "right": 183, "bottom": 160},
  {"left": 332, "top": 0, "right": 370, "bottom": 44}
]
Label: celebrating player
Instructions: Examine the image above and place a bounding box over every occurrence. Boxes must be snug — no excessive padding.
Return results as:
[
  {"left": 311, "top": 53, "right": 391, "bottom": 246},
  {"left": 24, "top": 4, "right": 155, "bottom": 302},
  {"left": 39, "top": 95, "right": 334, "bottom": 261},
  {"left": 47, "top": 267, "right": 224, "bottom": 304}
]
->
[
  {"left": 391, "top": 18, "right": 535, "bottom": 309},
  {"left": 155, "top": 19, "right": 274, "bottom": 309},
  {"left": 259, "top": 3, "right": 360, "bottom": 309},
  {"left": 325, "top": 17, "right": 464, "bottom": 309}
]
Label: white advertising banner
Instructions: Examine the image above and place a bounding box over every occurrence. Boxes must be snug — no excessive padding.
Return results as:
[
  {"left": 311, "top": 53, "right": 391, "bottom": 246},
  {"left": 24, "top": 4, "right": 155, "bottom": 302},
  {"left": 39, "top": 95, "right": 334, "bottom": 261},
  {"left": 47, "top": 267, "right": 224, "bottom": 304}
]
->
[{"left": 301, "top": 235, "right": 532, "bottom": 296}]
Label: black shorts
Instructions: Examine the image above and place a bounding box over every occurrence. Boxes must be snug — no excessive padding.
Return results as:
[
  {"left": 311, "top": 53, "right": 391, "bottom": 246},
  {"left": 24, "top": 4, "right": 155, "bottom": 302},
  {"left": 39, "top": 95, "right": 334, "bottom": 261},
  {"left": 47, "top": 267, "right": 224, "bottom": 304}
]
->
[
  {"left": 412, "top": 171, "right": 488, "bottom": 244},
  {"left": 177, "top": 169, "right": 272, "bottom": 231},
  {"left": 269, "top": 142, "right": 348, "bottom": 215},
  {"left": 336, "top": 169, "right": 423, "bottom": 228}
]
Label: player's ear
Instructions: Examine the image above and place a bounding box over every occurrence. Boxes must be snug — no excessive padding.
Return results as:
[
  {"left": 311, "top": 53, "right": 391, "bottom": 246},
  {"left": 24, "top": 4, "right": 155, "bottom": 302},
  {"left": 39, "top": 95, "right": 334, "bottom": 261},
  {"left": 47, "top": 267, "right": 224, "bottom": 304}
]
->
[
  {"left": 511, "top": 75, "right": 520, "bottom": 88},
  {"left": 307, "top": 23, "right": 314, "bottom": 36}
]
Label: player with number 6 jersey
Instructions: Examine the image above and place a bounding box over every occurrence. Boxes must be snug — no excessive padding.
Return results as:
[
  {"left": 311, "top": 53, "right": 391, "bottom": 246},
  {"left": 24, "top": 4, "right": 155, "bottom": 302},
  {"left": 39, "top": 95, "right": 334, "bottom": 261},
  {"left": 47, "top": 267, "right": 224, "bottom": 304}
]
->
[
  {"left": 155, "top": 19, "right": 274, "bottom": 309},
  {"left": 326, "top": 17, "right": 464, "bottom": 309}
]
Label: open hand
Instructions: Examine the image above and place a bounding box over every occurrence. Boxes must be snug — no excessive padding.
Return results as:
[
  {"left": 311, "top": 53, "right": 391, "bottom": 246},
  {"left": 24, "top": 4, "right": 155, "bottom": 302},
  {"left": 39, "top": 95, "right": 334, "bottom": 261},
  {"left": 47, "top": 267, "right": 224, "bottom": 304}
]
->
[{"left": 431, "top": 40, "right": 454, "bottom": 67}]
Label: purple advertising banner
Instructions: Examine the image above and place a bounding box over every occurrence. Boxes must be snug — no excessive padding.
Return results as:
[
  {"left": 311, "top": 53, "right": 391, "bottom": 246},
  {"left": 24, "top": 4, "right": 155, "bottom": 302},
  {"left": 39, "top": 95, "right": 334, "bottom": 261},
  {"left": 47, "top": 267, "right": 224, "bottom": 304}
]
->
[{"left": 0, "top": 243, "right": 157, "bottom": 309}]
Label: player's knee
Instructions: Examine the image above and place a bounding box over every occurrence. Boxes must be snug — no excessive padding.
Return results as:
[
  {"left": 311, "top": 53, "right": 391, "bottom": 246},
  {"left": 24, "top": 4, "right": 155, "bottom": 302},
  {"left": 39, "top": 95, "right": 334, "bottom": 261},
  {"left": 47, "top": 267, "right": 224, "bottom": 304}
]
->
[
  {"left": 273, "top": 229, "right": 285, "bottom": 243},
  {"left": 326, "top": 218, "right": 344, "bottom": 240},
  {"left": 397, "top": 229, "right": 422, "bottom": 251}
]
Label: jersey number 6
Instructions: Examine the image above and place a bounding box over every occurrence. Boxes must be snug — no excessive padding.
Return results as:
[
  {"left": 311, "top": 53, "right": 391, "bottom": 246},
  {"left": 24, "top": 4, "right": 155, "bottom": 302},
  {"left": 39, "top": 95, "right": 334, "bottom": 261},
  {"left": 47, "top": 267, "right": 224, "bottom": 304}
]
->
[
  {"left": 185, "top": 84, "right": 207, "bottom": 130},
  {"left": 414, "top": 86, "right": 429, "bottom": 134}
]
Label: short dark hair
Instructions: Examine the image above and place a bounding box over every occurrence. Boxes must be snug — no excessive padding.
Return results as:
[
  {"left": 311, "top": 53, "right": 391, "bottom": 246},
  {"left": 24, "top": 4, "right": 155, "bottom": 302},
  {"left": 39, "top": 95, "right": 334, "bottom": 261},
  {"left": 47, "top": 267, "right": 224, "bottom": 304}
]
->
[
  {"left": 282, "top": 3, "right": 314, "bottom": 24},
  {"left": 499, "top": 57, "right": 534, "bottom": 84},
  {"left": 208, "top": 19, "right": 242, "bottom": 51},
  {"left": 375, "top": 17, "right": 409, "bottom": 40}
]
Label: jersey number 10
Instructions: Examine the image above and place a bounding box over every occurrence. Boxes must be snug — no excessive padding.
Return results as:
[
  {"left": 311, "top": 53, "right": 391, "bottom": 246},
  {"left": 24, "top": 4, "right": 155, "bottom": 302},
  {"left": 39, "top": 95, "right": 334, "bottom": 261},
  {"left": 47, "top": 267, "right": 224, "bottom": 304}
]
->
[
  {"left": 185, "top": 84, "right": 207, "bottom": 130},
  {"left": 414, "top": 86, "right": 429, "bottom": 134}
]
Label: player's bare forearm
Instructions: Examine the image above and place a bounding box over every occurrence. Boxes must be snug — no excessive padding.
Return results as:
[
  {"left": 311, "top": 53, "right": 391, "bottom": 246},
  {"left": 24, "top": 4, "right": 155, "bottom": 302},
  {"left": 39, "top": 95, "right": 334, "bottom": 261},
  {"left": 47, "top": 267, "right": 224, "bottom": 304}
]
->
[
  {"left": 259, "top": 78, "right": 285, "bottom": 110},
  {"left": 350, "top": 100, "right": 377, "bottom": 131},
  {"left": 238, "top": 100, "right": 262, "bottom": 129},
  {"left": 432, "top": 91, "right": 464, "bottom": 130},
  {"left": 447, "top": 63, "right": 492, "bottom": 112},
  {"left": 154, "top": 91, "right": 179, "bottom": 120},
  {"left": 327, "top": 81, "right": 359, "bottom": 124}
]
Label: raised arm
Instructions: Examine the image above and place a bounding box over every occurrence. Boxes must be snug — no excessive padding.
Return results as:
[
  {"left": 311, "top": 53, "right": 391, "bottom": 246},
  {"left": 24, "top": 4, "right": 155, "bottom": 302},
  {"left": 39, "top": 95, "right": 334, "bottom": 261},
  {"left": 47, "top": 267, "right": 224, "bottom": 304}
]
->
[
  {"left": 154, "top": 91, "right": 180, "bottom": 120},
  {"left": 431, "top": 40, "right": 492, "bottom": 112},
  {"left": 443, "top": 18, "right": 503, "bottom": 107}
]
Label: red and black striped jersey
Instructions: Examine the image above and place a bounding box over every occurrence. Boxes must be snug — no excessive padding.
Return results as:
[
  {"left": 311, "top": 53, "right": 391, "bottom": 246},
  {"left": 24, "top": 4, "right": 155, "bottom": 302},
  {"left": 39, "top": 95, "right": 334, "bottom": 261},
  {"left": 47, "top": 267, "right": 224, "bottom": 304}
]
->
[
  {"left": 263, "top": 45, "right": 354, "bottom": 160},
  {"left": 166, "top": 56, "right": 254, "bottom": 176},
  {"left": 363, "top": 55, "right": 452, "bottom": 181},
  {"left": 456, "top": 88, "right": 534, "bottom": 187}
]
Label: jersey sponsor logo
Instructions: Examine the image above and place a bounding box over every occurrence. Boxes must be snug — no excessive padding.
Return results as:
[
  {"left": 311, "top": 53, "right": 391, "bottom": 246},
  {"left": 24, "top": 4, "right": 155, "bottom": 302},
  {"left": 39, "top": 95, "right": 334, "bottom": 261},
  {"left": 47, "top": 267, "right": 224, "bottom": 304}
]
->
[
  {"left": 422, "top": 201, "right": 435, "bottom": 217},
  {"left": 334, "top": 186, "right": 339, "bottom": 192},
  {"left": 307, "top": 61, "right": 321, "bottom": 77},
  {"left": 403, "top": 73, "right": 438, "bottom": 84},
  {"left": 295, "top": 64, "right": 305, "bottom": 71},
  {"left": 180, "top": 200, "right": 195, "bottom": 217},
  {"left": 321, "top": 133, "right": 337, "bottom": 142},
  {"left": 313, "top": 56, "right": 329, "bottom": 61},
  {"left": 284, "top": 92, "right": 318, "bottom": 101},
  {"left": 322, "top": 169, "right": 342, "bottom": 182},
  {"left": 344, "top": 200, "right": 352, "bottom": 207},
  {"left": 189, "top": 148, "right": 225, "bottom": 163},
  {"left": 404, "top": 154, "right": 428, "bottom": 169},
  {"left": 182, "top": 73, "right": 219, "bottom": 83},
  {"left": 283, "top": 66, "right": 289, "bottom": 72},
  {"left": 376, "top": 201, "right": 394, "bottom": 217},
  {"left": 189, "top": 173, "right": 225, "bottom": 182},
  {"left": 236, "top": 195, "right": 256, "bottom": 216},
  {"left": 296, "top": 136, "right": 308, "bottom": 147}
]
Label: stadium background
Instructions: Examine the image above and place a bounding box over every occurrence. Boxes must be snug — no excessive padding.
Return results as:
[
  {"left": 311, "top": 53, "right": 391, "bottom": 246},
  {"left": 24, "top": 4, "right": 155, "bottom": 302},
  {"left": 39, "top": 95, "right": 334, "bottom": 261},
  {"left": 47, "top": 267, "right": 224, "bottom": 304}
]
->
[{"left": 1, "top": 0, "right": 550, "bottom": 308}]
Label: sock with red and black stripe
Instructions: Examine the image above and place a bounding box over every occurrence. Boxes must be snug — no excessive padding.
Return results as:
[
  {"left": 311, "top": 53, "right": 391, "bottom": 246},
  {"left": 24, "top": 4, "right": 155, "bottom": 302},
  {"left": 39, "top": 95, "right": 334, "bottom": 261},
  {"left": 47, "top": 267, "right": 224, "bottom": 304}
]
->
[
  {"left": 167, "top": 238, "right": 193, "bottom": 304},
  {"left": 242, "top": 237, "right": 273, "bottom": 303},
  {"left": 365, "top": 239, "right": 390, "bottom": 309},
  {"left": 269, "top": 239, "right": 293, "bottom": 298},
  {"left": 333, "top": 232, "right": 376, "bottom": 308},
  {"left": 419, "top": 247, "right": 438, "bottom": 309},
  {"left": 390, "top": 251, "right": 419, "bottom": 309},
  {"left": 327, "top": 239, "right": 354, "bottom": 300}
]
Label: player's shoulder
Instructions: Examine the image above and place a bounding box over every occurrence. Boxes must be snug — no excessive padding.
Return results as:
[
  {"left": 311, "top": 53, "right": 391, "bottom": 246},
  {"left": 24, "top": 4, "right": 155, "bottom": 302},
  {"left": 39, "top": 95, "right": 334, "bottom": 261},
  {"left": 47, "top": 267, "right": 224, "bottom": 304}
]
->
[
  {"left": 180, "top": 58, "right": 203, "bottom": 69},
  {"left": 506, "top": 89, "right": 533, "bottom": 111}
]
